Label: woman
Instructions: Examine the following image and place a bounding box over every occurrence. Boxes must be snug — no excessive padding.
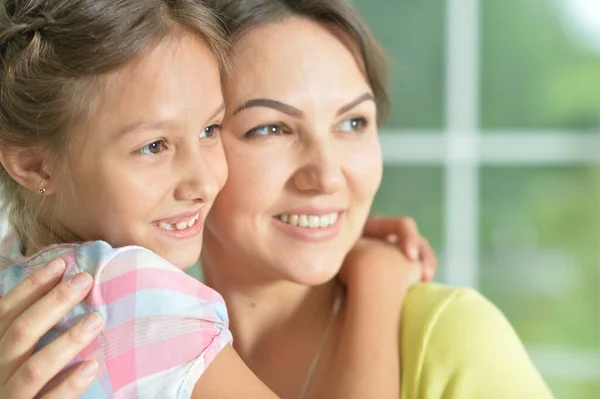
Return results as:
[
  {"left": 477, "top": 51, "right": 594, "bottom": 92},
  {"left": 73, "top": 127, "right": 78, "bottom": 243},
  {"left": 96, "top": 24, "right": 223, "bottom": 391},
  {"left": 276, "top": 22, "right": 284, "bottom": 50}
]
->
[{"left": 0, "top": 0, "right": 553, "bottom": 398}]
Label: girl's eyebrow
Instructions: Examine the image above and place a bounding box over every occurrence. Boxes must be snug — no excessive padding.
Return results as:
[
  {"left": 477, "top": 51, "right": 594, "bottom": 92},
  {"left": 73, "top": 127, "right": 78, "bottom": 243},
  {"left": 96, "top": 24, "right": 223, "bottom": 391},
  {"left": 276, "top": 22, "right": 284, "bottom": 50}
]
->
[{"left": 114, "top": 102, "right": 226, "bottom": 137}]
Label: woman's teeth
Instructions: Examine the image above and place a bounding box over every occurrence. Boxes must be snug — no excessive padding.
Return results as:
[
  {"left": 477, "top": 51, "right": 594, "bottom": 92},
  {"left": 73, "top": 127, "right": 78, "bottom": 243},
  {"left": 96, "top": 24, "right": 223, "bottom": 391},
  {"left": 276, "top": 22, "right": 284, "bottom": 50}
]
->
[
  {"left": 158, "top": 213, "right": 200, "bottom": 231},
  {"left": 278, "top": 213, "right": 339, "bottom": 228}
]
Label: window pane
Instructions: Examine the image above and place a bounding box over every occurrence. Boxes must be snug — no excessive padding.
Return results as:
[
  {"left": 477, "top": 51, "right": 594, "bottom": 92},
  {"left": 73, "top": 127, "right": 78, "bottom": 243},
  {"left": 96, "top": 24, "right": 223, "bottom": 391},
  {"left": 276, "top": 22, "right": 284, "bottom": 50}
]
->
[
  {"left": 480, "top": 166, "right": 600, "bottom": 398},
  {"left": 353, "top": 0, "right": 445, "bottom": 129},
  {"left": 481, "top": 0, "right": 600, "bottom": 130},
  {"left": 372, "top": 166, "right": 444, "bottom": 277}
]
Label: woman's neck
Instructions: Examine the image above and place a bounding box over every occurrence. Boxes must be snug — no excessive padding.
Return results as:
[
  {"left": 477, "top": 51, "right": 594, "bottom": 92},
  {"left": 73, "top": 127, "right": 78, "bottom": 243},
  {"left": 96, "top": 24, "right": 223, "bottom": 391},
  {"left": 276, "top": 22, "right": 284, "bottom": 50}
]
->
[{"left": 201, "top": 242, "right": 340, "bottom": 363}]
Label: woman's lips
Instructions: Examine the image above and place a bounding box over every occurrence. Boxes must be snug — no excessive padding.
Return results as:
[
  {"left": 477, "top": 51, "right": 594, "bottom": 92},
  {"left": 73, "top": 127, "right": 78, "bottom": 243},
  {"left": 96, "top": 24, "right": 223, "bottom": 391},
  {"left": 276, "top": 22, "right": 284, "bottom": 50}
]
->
[{"left": 272, "top": 211, "right": 343, "bottom": 242}]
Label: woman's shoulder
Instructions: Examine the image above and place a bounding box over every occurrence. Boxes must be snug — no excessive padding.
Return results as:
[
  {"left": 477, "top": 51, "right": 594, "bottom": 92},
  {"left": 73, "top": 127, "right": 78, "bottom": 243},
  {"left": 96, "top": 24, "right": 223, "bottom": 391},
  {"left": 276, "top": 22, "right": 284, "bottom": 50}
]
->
[
  {"left": 400, "top": 283, "right": 554, "bottom": 399},
  {"left": 402, "top": 283, "right": 494, "bottom": 336}
]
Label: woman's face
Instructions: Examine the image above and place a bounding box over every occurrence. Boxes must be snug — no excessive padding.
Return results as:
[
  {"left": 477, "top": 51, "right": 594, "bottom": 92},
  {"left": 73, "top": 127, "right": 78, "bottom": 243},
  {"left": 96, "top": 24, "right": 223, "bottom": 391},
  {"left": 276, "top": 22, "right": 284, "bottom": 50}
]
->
[
  {"left": 51, "top": 34, "right": 227, "bottom": 269},
  {"left": 205, "top": 18, "right": 383, "bottom": 284}
]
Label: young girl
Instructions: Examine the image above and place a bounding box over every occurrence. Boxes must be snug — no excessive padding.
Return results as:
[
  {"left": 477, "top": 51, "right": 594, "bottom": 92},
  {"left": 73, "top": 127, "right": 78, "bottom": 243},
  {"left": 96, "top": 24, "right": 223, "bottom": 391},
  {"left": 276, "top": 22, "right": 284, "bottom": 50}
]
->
[{"left": 0, "top": 0, "right": 425, "bottom": 398}]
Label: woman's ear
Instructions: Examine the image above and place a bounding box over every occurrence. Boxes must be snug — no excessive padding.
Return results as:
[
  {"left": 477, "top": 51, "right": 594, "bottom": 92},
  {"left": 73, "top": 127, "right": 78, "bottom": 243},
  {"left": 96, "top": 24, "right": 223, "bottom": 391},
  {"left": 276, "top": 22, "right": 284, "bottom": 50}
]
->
[{"left": 0, "top": 146, "right": 56, "bottom": 195}]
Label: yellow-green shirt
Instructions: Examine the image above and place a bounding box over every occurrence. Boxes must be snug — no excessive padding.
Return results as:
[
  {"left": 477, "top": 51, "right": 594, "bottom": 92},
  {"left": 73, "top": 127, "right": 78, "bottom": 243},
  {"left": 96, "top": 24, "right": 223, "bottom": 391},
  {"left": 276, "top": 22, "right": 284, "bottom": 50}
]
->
[{"left": 401, "top": 283, "right": 555, "bottom": 399}]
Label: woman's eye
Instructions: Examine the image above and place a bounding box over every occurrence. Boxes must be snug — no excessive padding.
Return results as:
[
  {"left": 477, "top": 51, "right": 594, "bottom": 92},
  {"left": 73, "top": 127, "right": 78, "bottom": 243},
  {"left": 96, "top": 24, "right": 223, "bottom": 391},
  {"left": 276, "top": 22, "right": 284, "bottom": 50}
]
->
[
  {"left": 136, "top": 140, "right": 165, "bottom": 155},
  {"left": 244, "top": 124, "right": 287, "bottom": 138},
  {"left": 336, "top": 117, "right": 369, "bottom": 133},
  {"left": 200, "top": 124, "right": 221, "bottom": 139}
]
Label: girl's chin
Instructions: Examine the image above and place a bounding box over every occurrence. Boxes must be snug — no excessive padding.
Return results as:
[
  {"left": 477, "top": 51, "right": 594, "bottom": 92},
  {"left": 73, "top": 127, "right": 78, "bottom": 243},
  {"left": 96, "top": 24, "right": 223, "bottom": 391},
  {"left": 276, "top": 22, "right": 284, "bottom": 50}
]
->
[{"left": 161, "top": 252, "right": 202, "bottom": 271}]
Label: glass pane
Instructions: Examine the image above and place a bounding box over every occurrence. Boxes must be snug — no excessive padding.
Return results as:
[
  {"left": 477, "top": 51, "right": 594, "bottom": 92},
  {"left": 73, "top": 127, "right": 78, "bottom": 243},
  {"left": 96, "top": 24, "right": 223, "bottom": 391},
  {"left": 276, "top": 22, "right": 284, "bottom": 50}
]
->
[
  {"left": 372, "top": 166, "right": 444, "bottom": 277},
  {"left": 481, "top": 0, "right": 600, "bottom": 130},
  {"left": 480, "top": 166, "right": 600, "bottom": 398},
  {"left": 353, "top": 0, "right": 445, "bottom": 129}
]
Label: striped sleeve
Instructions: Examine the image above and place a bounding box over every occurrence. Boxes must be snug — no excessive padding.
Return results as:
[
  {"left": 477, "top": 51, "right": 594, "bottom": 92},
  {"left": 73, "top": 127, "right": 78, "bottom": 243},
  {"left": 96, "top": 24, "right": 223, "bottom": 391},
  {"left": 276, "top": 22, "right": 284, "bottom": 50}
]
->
[{"left": 45, "top": 241, "right": 232, "bottom": 399}]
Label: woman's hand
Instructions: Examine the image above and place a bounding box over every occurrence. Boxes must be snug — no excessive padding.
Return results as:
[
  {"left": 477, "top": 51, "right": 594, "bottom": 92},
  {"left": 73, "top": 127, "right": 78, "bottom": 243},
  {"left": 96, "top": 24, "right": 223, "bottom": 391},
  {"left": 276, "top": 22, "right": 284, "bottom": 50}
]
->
[
  {"left": 362, "top": 215, "right": 437, "bottom": 281},
  {"left": 0, "top": 257, "right": 102, "bottom": 399}
]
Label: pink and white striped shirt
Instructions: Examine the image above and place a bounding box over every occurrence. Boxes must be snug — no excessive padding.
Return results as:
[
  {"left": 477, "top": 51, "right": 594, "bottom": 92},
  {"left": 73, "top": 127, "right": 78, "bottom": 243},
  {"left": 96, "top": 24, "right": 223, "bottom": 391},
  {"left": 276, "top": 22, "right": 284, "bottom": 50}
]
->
[{"left": 0, "top": 240, "right": 232, "bottom": 398}]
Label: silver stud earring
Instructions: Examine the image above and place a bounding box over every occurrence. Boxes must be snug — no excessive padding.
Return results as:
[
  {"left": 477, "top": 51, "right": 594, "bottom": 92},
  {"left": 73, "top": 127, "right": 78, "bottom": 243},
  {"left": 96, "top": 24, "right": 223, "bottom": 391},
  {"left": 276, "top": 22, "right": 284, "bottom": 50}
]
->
[{"left": 38, "top": 187, "right": 46, "bottom": 195}]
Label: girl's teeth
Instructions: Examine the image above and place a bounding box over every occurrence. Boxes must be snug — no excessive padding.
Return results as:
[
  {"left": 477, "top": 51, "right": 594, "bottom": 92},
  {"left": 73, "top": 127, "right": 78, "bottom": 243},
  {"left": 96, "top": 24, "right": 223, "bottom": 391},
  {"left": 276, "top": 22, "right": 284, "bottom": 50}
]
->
[
  {"left": 158, "top": 213, "right": 199, "bottom": 231},
  {"left": 330, "top": 212, "right": 338, "bottom": 225},
  {"left": 278, "top": 213, "right": 339, "bottom": 229},
  {"left": 159, "top": 222, "right": 174, "bottom": 231}
]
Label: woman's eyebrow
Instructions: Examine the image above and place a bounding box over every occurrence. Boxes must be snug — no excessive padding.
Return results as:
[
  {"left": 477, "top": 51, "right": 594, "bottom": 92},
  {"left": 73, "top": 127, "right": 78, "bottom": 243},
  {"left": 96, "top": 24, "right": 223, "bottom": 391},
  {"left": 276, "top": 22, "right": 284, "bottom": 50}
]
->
[
  {"left": 232, "top": 93, "right": 374, "bottom": 118},
  {"left": 336, "top": 92, "right": 374, "bottom": 116},
  {"left": 232, "top": 98, "right": 303, "bottom": 117}
]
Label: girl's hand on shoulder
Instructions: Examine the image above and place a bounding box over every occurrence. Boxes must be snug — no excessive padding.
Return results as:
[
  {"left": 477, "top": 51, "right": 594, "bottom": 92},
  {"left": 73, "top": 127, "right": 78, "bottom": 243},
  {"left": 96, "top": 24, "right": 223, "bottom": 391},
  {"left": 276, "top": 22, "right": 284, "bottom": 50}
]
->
[
  {"left": 339, "top": 237, "right": 422, "bottom": 308},
  {"left": 0, "top": 258, "right": 102, "bottom": 399},
  {"left": 362, "top": 215, "right": 437, "bottom": 281}
]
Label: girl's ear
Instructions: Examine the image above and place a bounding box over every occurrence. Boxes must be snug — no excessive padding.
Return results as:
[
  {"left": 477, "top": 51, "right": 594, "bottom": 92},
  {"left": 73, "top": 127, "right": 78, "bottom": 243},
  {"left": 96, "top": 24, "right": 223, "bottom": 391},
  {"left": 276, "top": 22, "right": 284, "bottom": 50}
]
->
[{"left": 0, "top": 146, "right": 57, "bottom": 195}]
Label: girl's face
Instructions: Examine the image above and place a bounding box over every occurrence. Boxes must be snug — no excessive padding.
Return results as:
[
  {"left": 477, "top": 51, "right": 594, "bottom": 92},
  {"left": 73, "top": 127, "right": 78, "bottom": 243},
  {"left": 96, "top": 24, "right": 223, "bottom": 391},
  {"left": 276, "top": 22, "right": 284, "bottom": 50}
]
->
[
  {"left": 205, "top": 18, "right": 383, "bottom": 284},
  {"left": 52, "top": 35, "right": 227, "bottom": 269}
]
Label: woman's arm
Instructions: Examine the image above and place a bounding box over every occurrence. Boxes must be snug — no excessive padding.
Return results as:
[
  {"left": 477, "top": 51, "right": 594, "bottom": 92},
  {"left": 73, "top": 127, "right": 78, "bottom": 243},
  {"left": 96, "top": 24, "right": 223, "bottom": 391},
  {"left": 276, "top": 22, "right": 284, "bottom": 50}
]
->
[{"left": 0, "top": 258, "right": 101, "bottom": 399}]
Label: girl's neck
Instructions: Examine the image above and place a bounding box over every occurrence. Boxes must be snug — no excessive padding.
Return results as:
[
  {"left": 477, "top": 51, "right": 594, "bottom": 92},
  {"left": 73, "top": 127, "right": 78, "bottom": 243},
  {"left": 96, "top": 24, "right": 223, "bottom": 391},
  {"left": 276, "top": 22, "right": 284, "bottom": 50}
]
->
[{"left": 24, "top": 220, "right": 80, "bottom": 257}]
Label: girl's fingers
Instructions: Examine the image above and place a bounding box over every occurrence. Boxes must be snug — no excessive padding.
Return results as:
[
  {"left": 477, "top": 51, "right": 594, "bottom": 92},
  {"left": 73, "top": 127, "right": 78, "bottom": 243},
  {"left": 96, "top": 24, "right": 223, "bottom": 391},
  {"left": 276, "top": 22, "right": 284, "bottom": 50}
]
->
[{"left": 38, "top": 361, "right": 98, "bottom": 399}]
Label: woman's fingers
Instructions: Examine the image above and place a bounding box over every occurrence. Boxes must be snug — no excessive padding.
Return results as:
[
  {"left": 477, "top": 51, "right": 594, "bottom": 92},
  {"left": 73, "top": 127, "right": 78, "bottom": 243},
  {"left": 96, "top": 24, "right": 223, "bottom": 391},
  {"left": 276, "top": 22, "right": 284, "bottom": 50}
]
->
[
  {"left": 38, "top": 361, "right": 98, "bottom": 399},
  {"left": 6, "top": 313, "right": 103, "bottom": 399},
  {"left": 0, "top": 258, "right": 66, "bottom": 338},
  {"left": 0, "top": 272, "right": 94, "bottom": 384}
]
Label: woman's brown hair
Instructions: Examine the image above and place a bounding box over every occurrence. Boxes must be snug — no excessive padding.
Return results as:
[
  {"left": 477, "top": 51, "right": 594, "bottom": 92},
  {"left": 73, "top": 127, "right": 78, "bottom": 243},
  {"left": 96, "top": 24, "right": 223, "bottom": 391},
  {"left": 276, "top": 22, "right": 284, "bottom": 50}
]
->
[
  {"left": 207, "top": 0, "right": 390, "bottom": 122},
  {"left": 0, "top": 0, "right": 229, "bottom": 246}
]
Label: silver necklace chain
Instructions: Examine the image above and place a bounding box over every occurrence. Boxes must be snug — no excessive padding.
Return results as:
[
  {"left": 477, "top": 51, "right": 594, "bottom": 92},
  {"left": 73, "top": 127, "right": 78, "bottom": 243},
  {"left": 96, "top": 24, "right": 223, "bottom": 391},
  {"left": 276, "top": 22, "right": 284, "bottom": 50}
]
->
[{"left": 298, "top": 287, "right": 344, "bottom": 399}]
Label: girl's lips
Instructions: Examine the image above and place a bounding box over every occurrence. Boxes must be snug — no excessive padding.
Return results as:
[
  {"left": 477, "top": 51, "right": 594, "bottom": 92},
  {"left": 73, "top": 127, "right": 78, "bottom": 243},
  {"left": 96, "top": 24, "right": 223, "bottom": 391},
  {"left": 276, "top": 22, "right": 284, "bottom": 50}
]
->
[
  {"left": 152, "top": 209, "right": 204, "bottom": 240},
  {"left": 154, "top": 214, "right": 204, "bottom": 239},
  {"left": 153, "top": 209, "right": 202, "bottom": 225}
]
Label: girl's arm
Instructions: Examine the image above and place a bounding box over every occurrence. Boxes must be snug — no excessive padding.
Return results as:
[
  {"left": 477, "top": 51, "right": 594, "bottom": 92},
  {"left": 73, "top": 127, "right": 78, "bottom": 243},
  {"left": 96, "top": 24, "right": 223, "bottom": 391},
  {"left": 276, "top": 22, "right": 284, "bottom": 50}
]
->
[
  {"left": 324, "top": 237, "right": 422, "bottom": 399},
  {"left": 192, "top": 346, "right": 279, "bottom": 398}
]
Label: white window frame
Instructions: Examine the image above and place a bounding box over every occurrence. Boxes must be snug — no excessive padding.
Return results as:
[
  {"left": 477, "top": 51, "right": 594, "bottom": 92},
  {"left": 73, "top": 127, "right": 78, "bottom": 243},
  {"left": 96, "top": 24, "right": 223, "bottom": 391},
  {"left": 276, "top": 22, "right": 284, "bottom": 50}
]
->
[{"left": 379, "top": 0, "right": 600, "bottom": 382}]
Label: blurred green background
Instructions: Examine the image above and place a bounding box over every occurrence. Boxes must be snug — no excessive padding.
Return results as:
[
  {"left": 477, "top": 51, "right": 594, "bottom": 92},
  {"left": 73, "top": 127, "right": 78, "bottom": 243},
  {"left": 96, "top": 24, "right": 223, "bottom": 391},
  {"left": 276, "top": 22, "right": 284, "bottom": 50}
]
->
[{"left": 354, "top": 0, "right": 600, "bottom": 397}]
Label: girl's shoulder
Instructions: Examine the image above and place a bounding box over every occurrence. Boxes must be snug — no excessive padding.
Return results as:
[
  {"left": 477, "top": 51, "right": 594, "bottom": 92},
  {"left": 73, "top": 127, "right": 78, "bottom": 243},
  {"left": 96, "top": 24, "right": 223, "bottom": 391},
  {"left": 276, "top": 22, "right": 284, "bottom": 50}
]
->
[
  {"left": 2, "top": 240, "right": 233, "bottom": 398},
  {"left": 400, "top": 283, "right": 554, "bottom": 399}
]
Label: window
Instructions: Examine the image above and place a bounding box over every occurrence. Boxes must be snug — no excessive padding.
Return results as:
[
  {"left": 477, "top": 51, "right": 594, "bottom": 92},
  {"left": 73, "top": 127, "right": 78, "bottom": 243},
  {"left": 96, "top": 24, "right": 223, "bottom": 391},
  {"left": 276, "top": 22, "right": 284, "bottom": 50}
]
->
[{"left": 355, "top": 0, "right": 600, "bottom": 397}]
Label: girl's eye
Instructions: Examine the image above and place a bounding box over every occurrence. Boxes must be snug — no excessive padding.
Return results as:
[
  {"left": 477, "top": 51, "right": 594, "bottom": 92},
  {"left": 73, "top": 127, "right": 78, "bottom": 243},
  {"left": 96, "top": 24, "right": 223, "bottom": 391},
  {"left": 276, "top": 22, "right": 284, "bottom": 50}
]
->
[
  {"left": 200, "top": 124, "right": 221, "bottom": 139},
  {"left": 244, "top": 124, "right": 288, "bottom": 138},
  {"left": 136, "top": 140, "right": 165, "bottom": 155},
  {"left": 336, "top": 117, "right": 369, "bottom": 133}
]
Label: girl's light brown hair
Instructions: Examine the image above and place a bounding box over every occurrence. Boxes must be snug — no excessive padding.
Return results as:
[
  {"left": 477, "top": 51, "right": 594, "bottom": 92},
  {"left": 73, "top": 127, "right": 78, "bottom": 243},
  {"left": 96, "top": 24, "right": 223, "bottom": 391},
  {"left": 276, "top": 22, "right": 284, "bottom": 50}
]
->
[
  {"left": 0, "top": 0, "right": 229, "bottom": 246},
  {"left": 207, "top": 0, "right": 390, "bottom": 122}
]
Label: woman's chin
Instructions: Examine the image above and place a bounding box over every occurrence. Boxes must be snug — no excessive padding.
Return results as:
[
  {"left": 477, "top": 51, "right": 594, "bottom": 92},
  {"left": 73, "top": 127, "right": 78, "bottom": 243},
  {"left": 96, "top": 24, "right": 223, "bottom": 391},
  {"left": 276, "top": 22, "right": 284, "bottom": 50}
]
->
[{"left": 279, "top": 255, "right": 344, "bottom": 286}]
